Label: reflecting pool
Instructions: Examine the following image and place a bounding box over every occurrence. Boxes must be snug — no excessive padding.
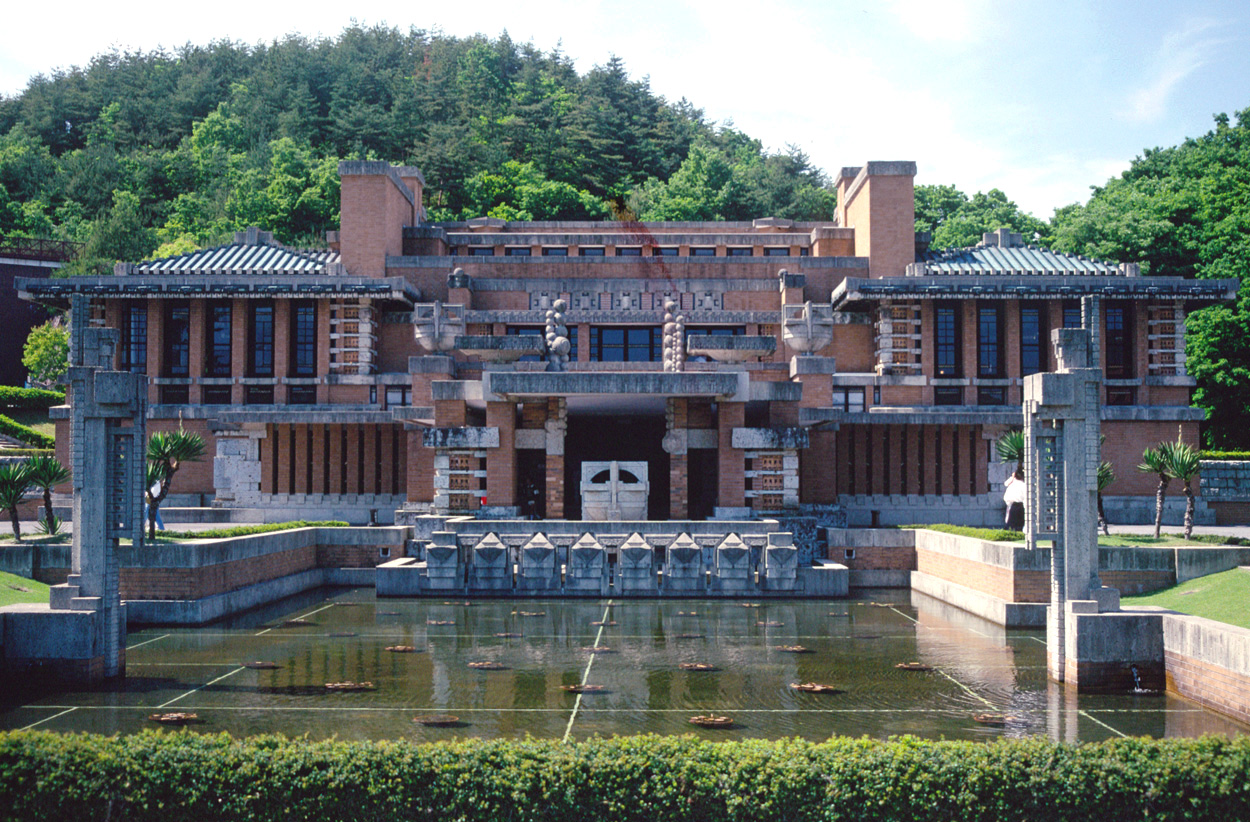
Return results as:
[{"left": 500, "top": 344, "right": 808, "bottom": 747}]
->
[{"left": 3, "top": 588, "right": 1246, "bottom": 742}]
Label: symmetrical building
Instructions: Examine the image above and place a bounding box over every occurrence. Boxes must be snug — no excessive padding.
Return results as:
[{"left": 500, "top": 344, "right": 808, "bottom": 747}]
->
[{"left": 18, "top": 160, "right": 1238, "bottom": 526}]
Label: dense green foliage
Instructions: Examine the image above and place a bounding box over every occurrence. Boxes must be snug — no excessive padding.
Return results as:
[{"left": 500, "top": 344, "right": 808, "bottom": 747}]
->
[
  {"left": 0, "top": 385, "right": 65, "bottom": 409},
  {"left": 20, "top": 321, "right": 69, "bottom": 387},
  {"left": 0, "top": 26, "right": 837, "bottom": 270},
  {"left": 152, "top": 521, "right": 349, "bottom": 540},
  {"left": 1124, "top": 567, "right": 1250, "bottom": 629},
  {"left": 2, "top": 732, "right": 1250, "bottom": 821},
  {"left": 1050, "top": 110, "right": 1250, "bottom": 449},
  {"left": 1199, "top": 451, "right": 1250, "bottom": 460},
  {"left": 0, "top": 414, "right": 54, "bottom": 448},
  {"left": 915, "top": 184, "right": 1049, "bottom": 250}
]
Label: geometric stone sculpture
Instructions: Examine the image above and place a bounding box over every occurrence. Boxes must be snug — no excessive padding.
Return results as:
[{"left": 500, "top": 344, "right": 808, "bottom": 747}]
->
[
  {"left": 580, "top": 461, "right": 649, "bottom": 521},
  {"left": 762, "top": 532, "right": 798, "bottom": 592},
  {"left": 422, "top": 531, "right": 463, "bottom": 592},
  {"left": 714, "top": 533, "right": 754, "bottom": 595},
  {"left": 468, "top": 533, "right": 510, "bottom": 593},
  {"left": 565, "top": 533, "right": 608, "bottom": 595},
  {"left": 664, "top": 533, "right": 704, "bottom": 594},
  {"left": 517, "top": 533, "right": 559, "bottom": 593},
  {"left": 617, "top": 532, "right": 657, "bottom": 595}
]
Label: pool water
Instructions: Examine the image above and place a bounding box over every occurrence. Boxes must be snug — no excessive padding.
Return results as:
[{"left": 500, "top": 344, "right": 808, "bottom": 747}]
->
[{"left": 3, "top": 588, "right": 1246, "bottom": 742}]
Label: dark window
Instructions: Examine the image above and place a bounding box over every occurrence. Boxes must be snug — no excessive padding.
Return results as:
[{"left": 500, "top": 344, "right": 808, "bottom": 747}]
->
[
  {"left": 689, "top": 247, "right": 716, "bottom": 257},
  {"left": 977, "top": 303, "right": 1003, "bottom": 378},
  {"left": 578, "top": 247, "right": 605, "bottom": 256},
  {"left": 290, "top": 301, "right": 316, "bottom": 377},
  {"left": 764, "top": 247, "right": 790, "bottom": 257},
  {"left": 162, "top": 303, "right": 190, "bottom": 377},
  {"left": 1020, "top": 305, "right": 1046, "bottom": 376},
  {"left": 799, "top": 248, "right": 809, "bottom": 256},
  {"left": 205, "top": 303, "right": 232, "bottom": 377},
  {"left": 977, "top": 387, "right": 1007, "bottom": 405},
  {"left": 505, "top": 247, "right": 532, "bottom": 256},
  {"left": 288, "top": 385, "right": 317, "bottom": 405},
  {"left": 202, "top": 385, "right": 232, "bottom": 404},
  {"left": 249, "top": 302, "right": 274, "bottom": 377},
  {"left": 616, "top": 247, "right": 642, "bottom": 256},
  {"left": 385, "top": 386, "right": 412, "bottom": 407},
  {"left": 653, "top": 247, "right": 679, "bottom": 256},
  {"left": 831, "top": 388, "right": 866, "bottom": 413},
  {"left": 159, "top": 385, "right": 189, "bottom": 404},
  {"left": 123, "top": 304, "right": 147, "bottom": 373},
  {"left": 244, "top": 385, "right": 274, "bottom": 405},
  {"left": 727, "top": 247, "right": 752, "bottom": 257},
  {"left": 1063, "top": 300, "right": 1083, "bottom": 329},
  {"left": 1106, "top": 386, "right": 1136, "bottom": 405},
  {"left": 470, "top": 247, "right": 494, "bottom": 256},
  {"left": 542, "top": 247, "right": 568, "bottom": 256},
  {"left": 934, "top": 386, "right": 963, "bottom": 405},
  {"left": 1105, "top": 304, "right": 1132, "bottom": 378},
  {"left": 589, "top": 326, "right": 660, "bottom": 362},
  {"left": 934, "top": 304, "right": 962, "bottom": 377}
]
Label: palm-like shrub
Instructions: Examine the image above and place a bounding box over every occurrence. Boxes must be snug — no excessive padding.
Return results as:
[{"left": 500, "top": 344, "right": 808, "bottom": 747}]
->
[
  {"left": 1096, "top": 461, "right": 1115, "bottom": 536},
  {"left": 996, "top": 429, "right": 1025, "bottom": 475},
  {"left": 0, "top": 462, "right": 32, "bottom": 540},
  {"left": 146, "top": 429, "right": 206, "bottom": 539},
  {"left": 24, "top": 454, "right": 69, "bottom": 534},
  {"left": 1160, "top": 441, "right": 1201, "bottom": 540},
  {"left": 1137, "top": 446, "right": 1172, "bottom": 539}
]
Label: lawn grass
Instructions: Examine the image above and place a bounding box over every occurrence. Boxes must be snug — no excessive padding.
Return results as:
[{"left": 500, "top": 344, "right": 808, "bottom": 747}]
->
[
  {"left": 903, "top": 524, "right": 1241, "bottom": 548},
  {"left": 1123, "top": 567, "right": 1250, "bottom": 630},
  {"left": 0, "top": 571, "right": 49, "bottom": 607},
  {"left": 2, "top": 408, "right": 54, "bottom": 437}
]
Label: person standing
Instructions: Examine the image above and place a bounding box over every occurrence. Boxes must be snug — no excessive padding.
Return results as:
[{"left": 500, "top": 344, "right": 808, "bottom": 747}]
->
[
  {"left": 1003, "top": 470, "right": 1026, "bottom": 531},
  {"left": 144, "top": 477, "right": 165, "bottom": 531}
]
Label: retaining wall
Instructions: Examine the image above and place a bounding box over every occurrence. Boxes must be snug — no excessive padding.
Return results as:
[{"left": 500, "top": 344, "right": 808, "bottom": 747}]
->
[{"left": 1157, "top": 603, "right": 1250, "bottom": 727}]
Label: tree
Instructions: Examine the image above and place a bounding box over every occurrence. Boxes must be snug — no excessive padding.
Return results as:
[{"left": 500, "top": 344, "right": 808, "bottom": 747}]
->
[
  {"left": 1097, "top": 461, "right": 1115, "bottom": 536},
  {"left": 24, "top": 454, "right": 68, "bottom": 535},
  {"left": 146, "top": 429, "right": 205, "bottom": 538},
  {"left": 1137, "top": 446, "right": 1173, "bottom": 539},
  {"left": 0, "top": 462, "right": 32, "bottom": 541},
  {"left": 22, "top": 319, "right": 70, "bottom": 388},
  {"left": 1161, "top": 440, "right": 1201, "bottom": 540}
]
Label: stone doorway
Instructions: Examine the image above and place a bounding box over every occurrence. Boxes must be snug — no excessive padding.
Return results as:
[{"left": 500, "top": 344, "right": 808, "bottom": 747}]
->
[{"left": 564, "top": 415, "right": 670, "bottom": 519}]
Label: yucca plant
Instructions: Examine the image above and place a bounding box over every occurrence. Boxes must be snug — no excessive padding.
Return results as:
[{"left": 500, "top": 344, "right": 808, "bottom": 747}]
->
[
  {"left": 1096, "top": 461, "right": 1115, "bottom": 536},
  {"left": 1160, "top": 440, "right": 1201, "bottom": 540},
  {"left": 146, "top": 429, "right": 206, "bottom": 539},
  {"left": 996, "top": 429, "right": 1025, "bottom": 475},
  {"left": 0, "top": 462, "right": 32, "bottom": 541},
  {"left": 24, "top": 454, "right": 69, "bottom": 534},
  {"left": 1137, "top": 445, "right": 1173, "bottom": 539}
]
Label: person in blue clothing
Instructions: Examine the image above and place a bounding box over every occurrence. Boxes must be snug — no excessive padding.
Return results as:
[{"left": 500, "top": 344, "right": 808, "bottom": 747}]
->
[{"left": 143, "top": 478, "right": 165, "bottom": 531}]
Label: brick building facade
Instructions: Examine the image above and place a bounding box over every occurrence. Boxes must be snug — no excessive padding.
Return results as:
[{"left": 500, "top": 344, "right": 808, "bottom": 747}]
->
[{"left": 18, "top": 160, "right": 1238, "bottom": 525}]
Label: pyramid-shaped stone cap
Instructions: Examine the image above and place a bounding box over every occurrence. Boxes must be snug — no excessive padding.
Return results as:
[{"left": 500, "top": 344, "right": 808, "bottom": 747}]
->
[
  {"left": 521, "top": 533, "right": 556, "bottom": 560},
  {"left": 570, "top": 533, "right": 606, "bottom": 567},
  {"left": 619, "top": 533, "right": 652, "bottom": 568},
  {"left": 667, "top": 533, "right": 702, "bottom": 565},
  {"left": 716, "top": 533, "right": 751, "bottom": 569}
]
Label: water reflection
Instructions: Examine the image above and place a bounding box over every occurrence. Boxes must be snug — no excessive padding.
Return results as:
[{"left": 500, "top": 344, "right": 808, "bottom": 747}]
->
[{"left": 1, "top": 587, "right": 1246, "bottom": 743}]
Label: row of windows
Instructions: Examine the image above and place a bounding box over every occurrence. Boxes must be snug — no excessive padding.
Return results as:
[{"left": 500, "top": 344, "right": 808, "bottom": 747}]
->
[
  {"left": 933, "top": 301, "right": 1132, "bottom": 380},
  {"left": 121, "top": 301, "right": 319, "bottom": 379},
  {"left": 459, "top": 246, "right": 806, "bottom": 258}
]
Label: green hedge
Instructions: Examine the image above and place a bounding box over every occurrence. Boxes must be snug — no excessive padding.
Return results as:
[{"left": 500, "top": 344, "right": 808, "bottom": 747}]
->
[
  {"left": 151, "top": 521, "right": 350, "bottom": 540},
  {"left": 1, "top": 733, "right": 1249, "bottom": 821},
  {"left": 0, "top": 414, "right": 53, "bottom": 449},
  {"left": 0, "top": 447, "right": 53, "bottom": 457},
  {"left": 0, "top": 386, "right": 65, "bottom": 410},
  {"left": 1200, "top": 450, "right": 1250, "bottom": 461}
]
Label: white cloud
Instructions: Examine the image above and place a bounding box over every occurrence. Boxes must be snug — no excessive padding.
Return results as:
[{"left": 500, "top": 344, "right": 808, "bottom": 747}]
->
[
  {"left": 1120, "top": 18, "right": 1227, "bottom": 124},
  {"left": 882, "top": 0, "right": 995, "bottom": 44}
]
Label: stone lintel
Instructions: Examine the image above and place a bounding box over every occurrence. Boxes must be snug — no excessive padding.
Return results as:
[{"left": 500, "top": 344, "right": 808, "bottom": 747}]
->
[{"left": 422, "top": 427, "right": 500, "bottom": 449}]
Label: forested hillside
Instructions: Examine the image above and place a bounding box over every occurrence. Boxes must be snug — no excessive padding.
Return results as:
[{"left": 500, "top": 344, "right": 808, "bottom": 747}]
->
[{"left": 0, "top": 25, "right": 835, "bottom": 269}]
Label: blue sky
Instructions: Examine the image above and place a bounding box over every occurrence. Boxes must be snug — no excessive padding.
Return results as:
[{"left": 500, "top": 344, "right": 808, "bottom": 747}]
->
[{"left": 2, "top": 0, "right": 1247, "bottom": 218}]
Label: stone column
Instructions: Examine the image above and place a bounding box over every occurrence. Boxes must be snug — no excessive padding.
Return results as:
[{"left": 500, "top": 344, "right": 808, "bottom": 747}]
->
[
  {"left": 545, "top": 397, "right": 567, "bottom": 519},
  {"left": 485, "top": 401, "right": 516, "bottom": 508},
  {"left": 664, "top": 398, "right": 689, "bottom": 519},
  {"left": 212, "top": 426, "right": 263, "bottom": 506},
  {"left": 716, "top": 401, "right": 746, "bottom": 516}
]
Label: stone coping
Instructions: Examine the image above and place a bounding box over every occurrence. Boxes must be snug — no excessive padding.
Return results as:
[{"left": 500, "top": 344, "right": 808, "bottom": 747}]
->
[{"left": 482, "top": 370, "right": 747, "bottom": 401}]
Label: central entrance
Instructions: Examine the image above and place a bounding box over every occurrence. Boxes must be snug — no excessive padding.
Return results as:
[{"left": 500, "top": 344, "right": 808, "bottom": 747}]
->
[{"left": 564, "top": 415, "right": 670, "bottom": 520}]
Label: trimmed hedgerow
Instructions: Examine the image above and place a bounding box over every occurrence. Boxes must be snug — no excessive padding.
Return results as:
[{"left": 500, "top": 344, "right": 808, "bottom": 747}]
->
[
  {"left": 0, "top": 414, "right": 54, "bottom": 449},
  {"left": 1200, "top": 450, "right": 1250, "bottom": 461},
  {"left": 0, "top": 386, "right": 65, "bottom": 410},
  {"left": 0, "top": 733, "right": 1249, "bottom": 821},
  {"left": 148, "top": 521, "right": 350, "bottom": 541}
]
